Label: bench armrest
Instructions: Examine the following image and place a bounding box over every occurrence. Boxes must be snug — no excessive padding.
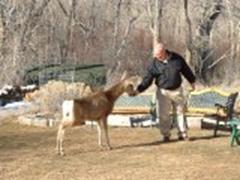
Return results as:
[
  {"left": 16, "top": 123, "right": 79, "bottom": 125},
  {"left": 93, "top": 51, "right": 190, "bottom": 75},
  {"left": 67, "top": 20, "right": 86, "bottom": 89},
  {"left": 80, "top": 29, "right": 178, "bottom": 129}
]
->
[{"left": 214, "top": 103, "right": 225, "bottom": 109}]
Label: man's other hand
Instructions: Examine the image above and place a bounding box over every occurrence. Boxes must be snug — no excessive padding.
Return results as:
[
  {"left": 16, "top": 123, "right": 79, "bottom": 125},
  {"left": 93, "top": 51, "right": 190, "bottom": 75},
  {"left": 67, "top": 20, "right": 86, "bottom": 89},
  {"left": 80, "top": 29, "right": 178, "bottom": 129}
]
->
[{"left": 190, "top": 83, "right": 195, "bottom": 92}]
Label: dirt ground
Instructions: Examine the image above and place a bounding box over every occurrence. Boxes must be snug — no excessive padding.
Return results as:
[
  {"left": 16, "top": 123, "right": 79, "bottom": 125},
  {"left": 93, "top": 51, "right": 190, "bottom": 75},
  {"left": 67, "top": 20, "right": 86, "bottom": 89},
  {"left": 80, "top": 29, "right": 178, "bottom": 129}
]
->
[{"left": 0, "top": 121, "right": 240, "bottom": 180}]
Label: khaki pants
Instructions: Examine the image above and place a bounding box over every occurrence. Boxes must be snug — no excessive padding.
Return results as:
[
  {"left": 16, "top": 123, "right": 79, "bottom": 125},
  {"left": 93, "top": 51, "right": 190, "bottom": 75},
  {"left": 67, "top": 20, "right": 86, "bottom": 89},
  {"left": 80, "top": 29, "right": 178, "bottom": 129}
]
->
[{"left": 156, "top": 86, "right": 188, "bottom": 138}]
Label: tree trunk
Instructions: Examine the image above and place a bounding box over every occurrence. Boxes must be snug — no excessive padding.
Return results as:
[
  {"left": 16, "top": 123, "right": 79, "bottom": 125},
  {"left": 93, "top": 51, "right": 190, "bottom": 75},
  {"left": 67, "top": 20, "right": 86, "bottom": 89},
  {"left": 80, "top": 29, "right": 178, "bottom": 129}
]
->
[
  {"left": 183, "top": 0, "right": 194, "bottom": 67},
  {"left": 225, "top": 0, "right": 238, "bottom": 83},
  {"left": 153, "top": 0, "right": 163, "bottom": 45},
  {"left": 0, "top": 5, "right": 5, "bottom": 56}
]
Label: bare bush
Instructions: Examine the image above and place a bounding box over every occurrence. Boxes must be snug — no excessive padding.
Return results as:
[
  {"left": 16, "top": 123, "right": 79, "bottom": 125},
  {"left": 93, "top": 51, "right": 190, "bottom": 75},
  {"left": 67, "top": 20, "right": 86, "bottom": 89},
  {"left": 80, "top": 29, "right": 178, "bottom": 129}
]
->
[{"left": 24, "top": 81, "right": 93, "bottom": 115}]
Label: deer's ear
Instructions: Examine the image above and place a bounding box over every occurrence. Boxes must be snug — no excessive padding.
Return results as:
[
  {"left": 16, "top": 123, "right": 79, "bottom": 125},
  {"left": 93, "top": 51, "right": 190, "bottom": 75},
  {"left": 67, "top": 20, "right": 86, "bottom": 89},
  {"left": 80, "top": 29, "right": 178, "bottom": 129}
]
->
[
  {"left": 120, "top": 70, "right": 128, "bottom": 81},
  {"left": 120, "top": 70, "right": 127, "bottom": 80}
]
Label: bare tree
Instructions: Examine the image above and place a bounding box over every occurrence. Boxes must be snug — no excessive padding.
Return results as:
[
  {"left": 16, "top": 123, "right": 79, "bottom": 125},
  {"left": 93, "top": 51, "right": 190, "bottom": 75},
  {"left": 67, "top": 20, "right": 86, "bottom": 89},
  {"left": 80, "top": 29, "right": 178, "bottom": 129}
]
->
[
  {"left": 0, "top": 0, "right": 51, "bottom": 85},
  {"left": 184, "top": 0, "right": 223, "bottom": 83},
  {"left": 222, "top": 0, "right": 240, "bottom": 83},
  {"left": 0, "top": 0, "right": 240, "bottom": 87},
  {"left": 56, "top": 0, "right": 77, "bottom": 62},
  {"left": 106, "top": 0, "right": 141, "bottom": 87}
]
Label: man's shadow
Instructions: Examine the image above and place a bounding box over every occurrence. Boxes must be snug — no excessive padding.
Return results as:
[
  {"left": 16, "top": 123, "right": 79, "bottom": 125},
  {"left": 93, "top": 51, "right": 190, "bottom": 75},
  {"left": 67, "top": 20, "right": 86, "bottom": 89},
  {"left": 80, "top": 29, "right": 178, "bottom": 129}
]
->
[
  {"left": 114, "top": 133, "right": 229, "bottom": 150},
  {"left": 114, "top": 138, "right": 181, "bottom": 150},
  {"left": 188, "top": 134, "right": 229, "bottom": 141}
]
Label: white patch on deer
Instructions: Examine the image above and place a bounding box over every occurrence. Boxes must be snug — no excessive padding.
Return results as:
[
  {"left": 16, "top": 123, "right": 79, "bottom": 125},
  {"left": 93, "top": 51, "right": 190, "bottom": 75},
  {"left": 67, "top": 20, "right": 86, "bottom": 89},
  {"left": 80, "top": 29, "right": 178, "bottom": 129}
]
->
[{"left": 62, "top": 100, "right": 74, "bottom": 122}]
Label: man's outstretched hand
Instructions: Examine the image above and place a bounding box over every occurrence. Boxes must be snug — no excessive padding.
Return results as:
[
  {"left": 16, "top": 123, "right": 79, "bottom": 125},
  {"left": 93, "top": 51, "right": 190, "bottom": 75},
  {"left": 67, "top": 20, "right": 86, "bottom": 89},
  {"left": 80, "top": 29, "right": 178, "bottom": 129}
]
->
[{"left": 129, "top": 90, "right": 139, "bottom": 97}]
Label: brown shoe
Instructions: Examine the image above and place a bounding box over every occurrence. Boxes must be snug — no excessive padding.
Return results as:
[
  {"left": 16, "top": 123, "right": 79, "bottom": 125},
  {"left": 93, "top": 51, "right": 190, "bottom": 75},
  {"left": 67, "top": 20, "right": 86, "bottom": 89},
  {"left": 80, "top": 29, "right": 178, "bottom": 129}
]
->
[
  {"left": 178, "top": 131, "right": 188, "bottom": 141},
  {"left": 163, "top": 136, "right": 170, "bottom": 143},
  {"left": 178, "top": 136, "right": 184, "bottom": 141}
]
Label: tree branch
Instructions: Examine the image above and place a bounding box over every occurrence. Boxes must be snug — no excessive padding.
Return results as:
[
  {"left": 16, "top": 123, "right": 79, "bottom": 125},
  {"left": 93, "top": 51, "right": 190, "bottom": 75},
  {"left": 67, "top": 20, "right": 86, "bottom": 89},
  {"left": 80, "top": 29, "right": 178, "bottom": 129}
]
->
[
  {"left": 115, "top": 15, "right": 140, "bottom": 57},
  {"left": 56, "top": 0, "right": 69, "bottom": 17}
]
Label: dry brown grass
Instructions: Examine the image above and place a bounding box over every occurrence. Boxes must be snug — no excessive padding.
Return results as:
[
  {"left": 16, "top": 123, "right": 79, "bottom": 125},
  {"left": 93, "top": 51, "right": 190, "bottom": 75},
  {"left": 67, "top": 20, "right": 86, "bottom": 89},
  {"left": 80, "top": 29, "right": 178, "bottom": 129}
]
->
[{"left": 1, "top": 120, "right": 240, "bottom": 180}]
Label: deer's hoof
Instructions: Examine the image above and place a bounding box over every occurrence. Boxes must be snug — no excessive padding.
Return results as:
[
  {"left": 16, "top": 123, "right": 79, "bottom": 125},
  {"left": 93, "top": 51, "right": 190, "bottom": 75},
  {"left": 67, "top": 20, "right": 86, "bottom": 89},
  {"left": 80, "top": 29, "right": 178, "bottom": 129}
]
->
[
  {"left": 57, "top": 150, "right": 65, "bottom": 156},
  {"left": 106, "top": 146, "right": 112, "bottom": 150}
]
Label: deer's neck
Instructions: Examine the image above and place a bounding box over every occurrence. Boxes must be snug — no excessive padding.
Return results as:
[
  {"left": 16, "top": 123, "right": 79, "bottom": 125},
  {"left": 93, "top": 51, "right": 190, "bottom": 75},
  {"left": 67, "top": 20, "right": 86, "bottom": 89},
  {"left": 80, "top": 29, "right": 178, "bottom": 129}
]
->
[{"left": 105, "top": 82, "right": 125, "bottom": 102}]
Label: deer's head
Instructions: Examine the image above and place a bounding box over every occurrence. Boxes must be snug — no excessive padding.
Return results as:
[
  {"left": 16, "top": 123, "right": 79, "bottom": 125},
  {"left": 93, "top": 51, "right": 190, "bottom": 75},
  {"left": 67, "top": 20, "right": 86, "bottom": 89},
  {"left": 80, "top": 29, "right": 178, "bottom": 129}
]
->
[{"left": 122, "top": 76, "right": 141, "bottom": 96}]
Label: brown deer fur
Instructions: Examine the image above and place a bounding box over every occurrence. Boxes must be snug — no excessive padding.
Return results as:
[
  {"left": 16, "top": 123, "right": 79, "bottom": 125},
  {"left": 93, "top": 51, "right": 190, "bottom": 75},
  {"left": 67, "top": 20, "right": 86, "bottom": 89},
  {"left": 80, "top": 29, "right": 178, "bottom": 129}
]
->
[{"left": 56, "top": 76, "right": 139, "bottom": 155}]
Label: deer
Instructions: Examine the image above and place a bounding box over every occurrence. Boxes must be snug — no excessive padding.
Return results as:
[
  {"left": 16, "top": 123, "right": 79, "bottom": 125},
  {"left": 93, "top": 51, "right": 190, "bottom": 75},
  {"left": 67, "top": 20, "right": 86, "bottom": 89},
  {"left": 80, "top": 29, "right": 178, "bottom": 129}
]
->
[{"left": 56, "top": 75, "right": 140, "bottom": 156}]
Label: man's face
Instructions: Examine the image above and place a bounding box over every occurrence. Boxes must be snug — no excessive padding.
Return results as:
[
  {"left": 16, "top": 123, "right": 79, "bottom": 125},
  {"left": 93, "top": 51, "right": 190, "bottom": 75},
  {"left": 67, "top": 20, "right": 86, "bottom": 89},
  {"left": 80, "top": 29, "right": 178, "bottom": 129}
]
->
[{"left": 153, "top": 44, "right": 168, "bottom": 61}]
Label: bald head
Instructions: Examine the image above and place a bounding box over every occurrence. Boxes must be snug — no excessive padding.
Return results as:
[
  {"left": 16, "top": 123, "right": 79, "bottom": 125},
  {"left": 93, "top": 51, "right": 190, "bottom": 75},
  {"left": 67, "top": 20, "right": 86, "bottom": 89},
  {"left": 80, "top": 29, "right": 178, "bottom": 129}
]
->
[{"left": 153, "top": 43, "right": 168, "bottom": 61}]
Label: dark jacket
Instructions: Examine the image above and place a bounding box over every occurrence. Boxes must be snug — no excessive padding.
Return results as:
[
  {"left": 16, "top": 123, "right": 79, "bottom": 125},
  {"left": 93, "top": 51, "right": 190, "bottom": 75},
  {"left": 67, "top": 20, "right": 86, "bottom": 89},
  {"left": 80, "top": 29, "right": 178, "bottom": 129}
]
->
[{"left": 137, "top": 50, "right": 196, "bottom": 93}]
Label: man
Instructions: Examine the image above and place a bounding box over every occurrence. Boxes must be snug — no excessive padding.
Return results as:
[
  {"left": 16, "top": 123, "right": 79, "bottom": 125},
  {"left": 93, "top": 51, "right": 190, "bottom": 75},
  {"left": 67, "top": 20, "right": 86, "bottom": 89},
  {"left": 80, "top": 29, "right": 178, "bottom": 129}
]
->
[{"left": 132, "top": 43, "right": 196, "bottom": 142}]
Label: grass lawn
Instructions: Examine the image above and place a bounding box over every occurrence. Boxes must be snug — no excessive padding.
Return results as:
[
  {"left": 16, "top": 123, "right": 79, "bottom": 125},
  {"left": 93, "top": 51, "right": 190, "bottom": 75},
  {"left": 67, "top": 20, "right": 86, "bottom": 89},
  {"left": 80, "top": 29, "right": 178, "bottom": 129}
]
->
[{"left": 0, "top": 121, "right": 240, "bottom": 180}]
